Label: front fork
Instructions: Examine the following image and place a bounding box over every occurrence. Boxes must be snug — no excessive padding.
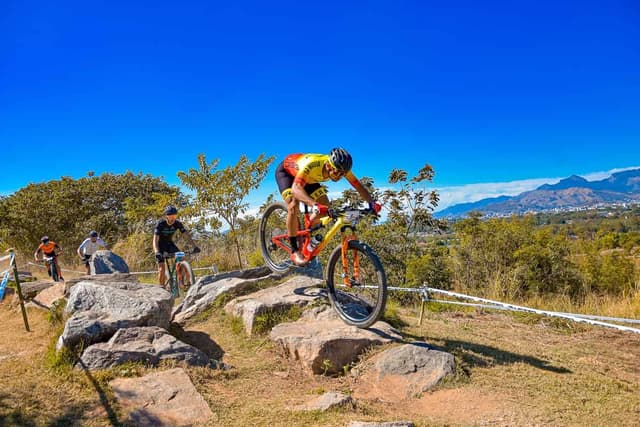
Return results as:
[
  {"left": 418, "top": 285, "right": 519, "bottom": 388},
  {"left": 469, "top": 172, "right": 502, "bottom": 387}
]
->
[{"left": 340, "top": 233, "right": 359, "bottom": 287}]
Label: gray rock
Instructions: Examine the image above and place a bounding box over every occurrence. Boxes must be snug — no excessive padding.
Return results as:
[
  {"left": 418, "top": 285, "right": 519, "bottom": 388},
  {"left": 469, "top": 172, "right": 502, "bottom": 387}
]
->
[
  {"left": 292, "top": 391, "right": 353, "bottom": 411},
  {"left": 32, "top": 282, "right": 66, "bottom": 309},
  {"left": 16, "top": 280, "right": 53, "bottom": 300},
  {"left": 7, "top": 270, "right": 34, "bottom": 283},
  {"left": 172, "top": 266, "right": 275, "bottom": 324},
  {"left": 77, "top": 326, "right": 210, "bottom": 370},
  {"left": 270, "top": 310, "right": 402, "bottom": 375},
  {"left": 91, "top": 250, "right": 129, "bottom": 274},
  {"left": 353, "top": 342, "right": 455, "bottom": 401},
  {"left": 110, "top": 368, "right": 215, "bottom": 426},
  {"left": 291, "top": 257, "right": 323, "bottom": 280},
  {"left": 224, "top": 276, "right": 325, "bottom": 335},
  {"left": 56, "top": 280, "right": 172, "bottom": 351}
]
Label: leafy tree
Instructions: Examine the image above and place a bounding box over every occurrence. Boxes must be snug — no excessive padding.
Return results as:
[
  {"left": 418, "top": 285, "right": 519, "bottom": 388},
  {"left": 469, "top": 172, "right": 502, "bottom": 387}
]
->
[
  {"left": 406, "top": 245, "right": 452, "bottom": 290},
  {"left": 355, "top": 164, "right": 441, "bottom": 288},
  {"left": 452, "top": 215, "right": 583, "bottom": 299},
  {"left": 0, "top": 172, "right": 180, "bottom": 255},
  {"left": 178, "top": 153, "right": 275, "bottom": 268}
]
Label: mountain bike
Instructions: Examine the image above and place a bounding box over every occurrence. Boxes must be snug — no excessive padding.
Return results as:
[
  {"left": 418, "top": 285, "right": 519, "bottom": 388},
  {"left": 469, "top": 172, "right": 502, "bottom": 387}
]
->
[
  {"left": 162, "top": 251, "right": 196, "bottom": 299},
  {"left": 259, "top": 202, "right": 387, "bottom": 328},
  {"left": 40, "top": 255, "right": 62, "bottom": 282}
]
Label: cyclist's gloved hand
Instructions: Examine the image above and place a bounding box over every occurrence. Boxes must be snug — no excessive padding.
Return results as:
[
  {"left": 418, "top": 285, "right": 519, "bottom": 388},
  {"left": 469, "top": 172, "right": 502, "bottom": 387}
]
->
[
  {"left": 368, "top": 201, "right": 382, "bottom": 214},
  {"left": 313, "top": 203, "right": 331, "bottom": 217},
  {"left": 155, "top": 252, "right": 163, "bottom": 263},
  {"left": 192, "top": 246, "right": 201, "bottom": 254}
]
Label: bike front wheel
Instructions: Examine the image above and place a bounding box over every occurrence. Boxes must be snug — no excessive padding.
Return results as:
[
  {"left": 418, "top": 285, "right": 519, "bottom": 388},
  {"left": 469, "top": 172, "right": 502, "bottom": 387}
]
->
[
  {"left": 50, "top": 261, "right": 60, "bottom": 282},
  {"left": 176, "top": 261, "right": 195, "bottom": 298},
  {"left": 325, "top": 240, "right": 387, "bottom": 328},
  {"left": 259, "top": 202, "right": 295, "bottom": 274}
]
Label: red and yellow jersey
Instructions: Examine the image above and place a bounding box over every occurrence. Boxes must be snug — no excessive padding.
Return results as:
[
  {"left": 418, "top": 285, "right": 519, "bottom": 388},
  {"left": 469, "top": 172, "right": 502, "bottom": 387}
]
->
[
  {"left": 283, "top": 153, "right": 358, "bottom": 187},
  {"left": 38, "top": 241, "right": 59, "bottom": 256}
]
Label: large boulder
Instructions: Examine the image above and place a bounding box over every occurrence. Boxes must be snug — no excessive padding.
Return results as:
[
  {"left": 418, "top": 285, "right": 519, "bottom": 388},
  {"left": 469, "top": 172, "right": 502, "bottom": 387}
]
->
[
  {"left": 171, "top": 266, "right": 275, "bottom": 324},
  {"left": 77, "top": 326, "right": 211, "bottom": 370},
  {"left": 353, "top": 342, "right": 455, "bottom": 401},
  {"left": 110, "top": 368, "right": 215, "bottom": 426},
  {"left": 15, "top": 280, "right": 53, "bottom": 300},
  {"left": 91, "top": 250, "right": 129, "bottom": 274},
  {"left": 224, "top": 276, "right": 325, "bottom": 335},
  {"left": 56, "top": 280, "right": 172, "bottom": 351},
  {"left": 270, "top": 307, "right": 402, "bottom": 375}
]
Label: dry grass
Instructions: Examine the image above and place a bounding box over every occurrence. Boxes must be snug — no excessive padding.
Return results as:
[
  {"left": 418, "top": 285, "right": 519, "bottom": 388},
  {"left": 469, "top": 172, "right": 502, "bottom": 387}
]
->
[{"left": 1, "top": 295, "right": 640, "bottom": 426}]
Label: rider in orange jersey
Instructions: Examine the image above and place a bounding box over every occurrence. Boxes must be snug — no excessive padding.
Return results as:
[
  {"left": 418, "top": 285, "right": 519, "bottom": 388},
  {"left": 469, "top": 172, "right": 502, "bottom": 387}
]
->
[
  {"left": 34, "top": 236, "right": 64, "bottom": 281},
  {"left": 275, "top": 147, "right": 381, "bottom": 266}
]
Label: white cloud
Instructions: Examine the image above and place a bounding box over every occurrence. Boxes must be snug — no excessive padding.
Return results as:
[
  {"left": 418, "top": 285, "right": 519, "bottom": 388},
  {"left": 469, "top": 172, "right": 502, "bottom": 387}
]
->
[
  {"left": 434, "top": 166, "right": 640, "bottom": 211},
  {"left": 435, "top": 178, "right": 553, "bottom": 211}
]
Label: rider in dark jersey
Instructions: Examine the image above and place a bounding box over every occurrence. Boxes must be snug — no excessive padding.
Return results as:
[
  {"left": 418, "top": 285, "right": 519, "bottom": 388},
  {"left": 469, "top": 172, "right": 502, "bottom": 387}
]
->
[
  {"left": 153, "top": 205, "right": 199, "bottom": 285},
  {"left": 275, "top": 147, "right": 381, "bottom": 266}
]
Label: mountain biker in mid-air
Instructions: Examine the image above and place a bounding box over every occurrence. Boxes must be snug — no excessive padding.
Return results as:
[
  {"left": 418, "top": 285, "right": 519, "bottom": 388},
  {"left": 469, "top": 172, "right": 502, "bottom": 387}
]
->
[
  {"left": 153, "top": 205, "right": 200, "bottom": 285},
  {"left": 77, "top": 230, "right": 109, "bottom": 274},
  {"left": 274, "top": 147, "right": 381, "bottom": 266},
  {"left": 34, "top": 236, "right": 64, "bottom": 281}
]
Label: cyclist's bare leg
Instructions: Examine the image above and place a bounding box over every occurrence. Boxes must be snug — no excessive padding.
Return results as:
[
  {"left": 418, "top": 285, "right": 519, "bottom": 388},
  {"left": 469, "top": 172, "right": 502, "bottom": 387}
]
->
[
  {"left": 157, "top": 262, "right": 166, "bottom": 286},
  {"left": 285, "top": 197, "right": 306, "bottom": 265}
]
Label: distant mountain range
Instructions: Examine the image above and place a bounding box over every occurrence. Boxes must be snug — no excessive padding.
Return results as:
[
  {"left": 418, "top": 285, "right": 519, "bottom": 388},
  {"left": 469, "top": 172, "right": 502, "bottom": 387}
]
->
[{"left": 436, "top": 169, "right": 640, "bottom": 218}]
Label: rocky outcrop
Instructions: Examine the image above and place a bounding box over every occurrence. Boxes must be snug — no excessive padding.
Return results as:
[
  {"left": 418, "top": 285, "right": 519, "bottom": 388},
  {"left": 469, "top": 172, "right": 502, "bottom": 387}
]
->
[
  {"left": 91, "top": 250, "right": 129, "bottom": 274},
  {"left": 353, "top": 342, "right": 455, "bottom": 401},
  {"left": 110, "top": 368, "right": 214, "bottom": 426},
  {"left": 269, "top": 307, "right": 402, "bottom": 375},
  {"left": 224, "top": 276, "right": 325, "bottom": 335},
  {"left": 31, "top": 282, "right": 65, "bottom": 309},
  {"left": 16, "top": 280, "right": 53, "bottom": 300},
  {"left": 78, "top": 326, "right": 211, "bottom": 370},
  {"left": 56, "top": 280, "right": 172, "bottom": 351},
  {"left": 171, "top": 266, "right": 274, "bottom": 324}
]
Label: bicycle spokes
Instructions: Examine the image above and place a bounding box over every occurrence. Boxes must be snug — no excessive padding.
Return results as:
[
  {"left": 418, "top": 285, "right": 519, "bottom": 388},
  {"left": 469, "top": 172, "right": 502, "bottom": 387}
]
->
[{"left": 327, "top": 240, "right": 387, "bottom": 328}]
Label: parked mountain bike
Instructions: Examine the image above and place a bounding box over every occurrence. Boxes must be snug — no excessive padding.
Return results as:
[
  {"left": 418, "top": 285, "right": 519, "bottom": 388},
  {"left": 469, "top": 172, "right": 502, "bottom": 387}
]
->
[
  {"left": 39, "top": 255, "right": 62, "bottom": 282},
  {"left": 259, "top": 202, "right": 387, "bottom": 328},
  {"left": 162, "top": 250, "right": 196, "bottom": 299}
]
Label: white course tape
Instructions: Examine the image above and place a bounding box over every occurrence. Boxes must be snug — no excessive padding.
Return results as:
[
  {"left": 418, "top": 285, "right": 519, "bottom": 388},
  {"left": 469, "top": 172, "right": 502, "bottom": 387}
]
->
[{"left": 422, "top": 287, "right": 640, "bottom": 335}]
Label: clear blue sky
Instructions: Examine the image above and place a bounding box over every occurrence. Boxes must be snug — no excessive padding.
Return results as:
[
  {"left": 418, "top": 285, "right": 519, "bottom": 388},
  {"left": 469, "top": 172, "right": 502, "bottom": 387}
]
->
[{"left": 2, "top": 0, "right": 639, "bottom": 210}]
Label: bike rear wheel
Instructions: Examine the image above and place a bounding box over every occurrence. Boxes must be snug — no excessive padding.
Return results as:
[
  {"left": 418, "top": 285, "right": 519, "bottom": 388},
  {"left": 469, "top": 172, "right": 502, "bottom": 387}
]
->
[
  {"left": 325, "top": 240, "right": 387, "bottom": 328},
  {"left": 259, "top": 202, "right": 297, "bottom": 273},
  {"left": 176, "top": 261, "right": 195, "bottom": 298}
]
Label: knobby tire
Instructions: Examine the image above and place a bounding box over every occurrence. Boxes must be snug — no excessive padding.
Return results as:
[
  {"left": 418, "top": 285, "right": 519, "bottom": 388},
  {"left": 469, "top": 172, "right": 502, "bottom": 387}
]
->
[
  {"left": 176, "top": 261, "right": 195, "bottom": 298},
  {"left": 325, "top": 240, "right": 387, "bottom": 328},
  {"left": 259, "top": 202, "right": 297, "bottom": 274},
  {"left": 50, "top": 261, "right": 60, "bottom": 282}
]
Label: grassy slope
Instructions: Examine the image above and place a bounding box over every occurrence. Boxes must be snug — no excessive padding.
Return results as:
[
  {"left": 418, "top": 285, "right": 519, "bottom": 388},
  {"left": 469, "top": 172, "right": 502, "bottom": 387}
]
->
[{"left": 0, "top": 300, "right": 639, "bottom": 426}]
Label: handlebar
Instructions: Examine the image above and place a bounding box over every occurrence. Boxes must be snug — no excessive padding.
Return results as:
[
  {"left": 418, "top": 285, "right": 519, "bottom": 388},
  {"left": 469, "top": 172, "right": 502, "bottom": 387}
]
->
[
  {"left": 325, "top": 207, "right": 379, "bottom": 224},
  {"left": 160, "top": 248, "right": 199, "bottom": 260}
]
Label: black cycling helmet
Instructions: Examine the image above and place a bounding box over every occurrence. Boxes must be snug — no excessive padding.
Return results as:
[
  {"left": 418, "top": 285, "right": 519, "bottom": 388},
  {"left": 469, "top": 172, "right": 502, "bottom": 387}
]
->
[
  {"left": 41, "top": 235, "right": 49, "bottom": 243},
  {"left": 328, "top": 147, "right": 353, "bottom": 173},
  {"left": 164, "top": 205, "right": 178, "bottom": 215},
  {"left": 89, "top": 230, "right": 98, "bottom": 238}
]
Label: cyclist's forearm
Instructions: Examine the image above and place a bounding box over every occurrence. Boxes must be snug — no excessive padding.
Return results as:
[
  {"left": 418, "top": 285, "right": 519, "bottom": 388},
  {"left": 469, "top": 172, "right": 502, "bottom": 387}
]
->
[{"left": 352, "top": 180, "right": 373, "bottom": 204}]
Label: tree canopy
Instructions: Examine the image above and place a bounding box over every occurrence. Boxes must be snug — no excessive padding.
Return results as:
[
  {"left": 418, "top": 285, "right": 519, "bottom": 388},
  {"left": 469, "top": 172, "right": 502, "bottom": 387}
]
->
[{"left": 0, "top": 172, "right": 182, "bottom": 254}]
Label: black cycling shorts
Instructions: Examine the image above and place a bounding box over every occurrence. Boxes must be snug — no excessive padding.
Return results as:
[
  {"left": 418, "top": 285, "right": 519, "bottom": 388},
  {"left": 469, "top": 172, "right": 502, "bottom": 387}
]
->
[
  {"left": 158, "top": 241, "right": 180, "bottom": 255},
  {"left": 275, "top": 161, "right": 325, "bottom": 202}
]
